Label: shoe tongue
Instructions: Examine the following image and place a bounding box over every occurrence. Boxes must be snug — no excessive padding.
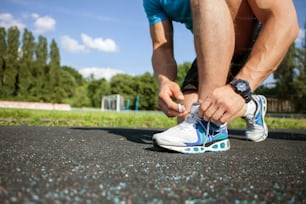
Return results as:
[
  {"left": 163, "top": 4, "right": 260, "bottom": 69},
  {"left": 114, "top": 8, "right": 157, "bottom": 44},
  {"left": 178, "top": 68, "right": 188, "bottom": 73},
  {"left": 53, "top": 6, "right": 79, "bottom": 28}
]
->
[{"left": 190, "top": 103, "right": 200, "bottom": 114}]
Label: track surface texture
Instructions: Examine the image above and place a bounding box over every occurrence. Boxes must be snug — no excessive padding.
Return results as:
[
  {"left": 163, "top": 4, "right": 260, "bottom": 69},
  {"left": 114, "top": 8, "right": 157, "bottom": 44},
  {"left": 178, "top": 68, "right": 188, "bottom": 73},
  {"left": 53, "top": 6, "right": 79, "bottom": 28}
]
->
[{"left": 0, "top": 126, "right": 305, "bottom": 203}]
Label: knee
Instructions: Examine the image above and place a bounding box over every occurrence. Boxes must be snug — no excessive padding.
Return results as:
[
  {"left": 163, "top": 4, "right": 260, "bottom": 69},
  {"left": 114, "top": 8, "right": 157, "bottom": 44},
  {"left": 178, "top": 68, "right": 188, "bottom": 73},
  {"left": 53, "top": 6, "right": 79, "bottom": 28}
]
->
[
  {"left": 190, "top": 0, "right": 229, "bottom": 8},
  {"left": 190, "top": 0, "right": 232, "bottom": 19}
]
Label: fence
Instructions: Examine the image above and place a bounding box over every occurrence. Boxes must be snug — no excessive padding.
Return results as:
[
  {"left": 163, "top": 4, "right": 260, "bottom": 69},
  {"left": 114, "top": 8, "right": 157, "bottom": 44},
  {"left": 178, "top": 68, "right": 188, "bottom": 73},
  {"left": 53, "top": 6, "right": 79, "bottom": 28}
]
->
[
  {"left": 267, "top": 98, "right": 294, "bottom": 113},
  {"left": 0, "top": 101, "right": 71, "bottom": 111}
]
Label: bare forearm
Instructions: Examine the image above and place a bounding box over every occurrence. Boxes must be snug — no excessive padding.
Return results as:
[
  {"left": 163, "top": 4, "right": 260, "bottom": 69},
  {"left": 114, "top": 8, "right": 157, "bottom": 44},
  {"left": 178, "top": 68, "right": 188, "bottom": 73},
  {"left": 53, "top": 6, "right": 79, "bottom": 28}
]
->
[
  {"left": 152, "top": 49, "right": 177, "bottom": 85},
  {"left": 237, "top": 2, "right": 299, "bottom": 91},
  {"left": 151, "top": 48, "right": 186, "bottom": 117}
]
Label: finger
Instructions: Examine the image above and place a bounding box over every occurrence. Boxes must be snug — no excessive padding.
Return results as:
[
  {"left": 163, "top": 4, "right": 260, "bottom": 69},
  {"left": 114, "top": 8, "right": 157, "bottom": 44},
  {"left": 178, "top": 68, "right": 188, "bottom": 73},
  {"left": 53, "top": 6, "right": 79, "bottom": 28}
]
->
[
  {"left": 166, "top": 108, "right": 187, "bottom": 118},
  {"left": 158, "top": 92, "right": 177, "bottom": 114},
  {"left": 202, "top": 104, "right": 218, "bottom": 121},
  {"left": 173, "top": 89, "right": 184, "bottom": 101},
  {"left": 198, "top": 98, "right": 212, "bottom": 117},
  {"left": 211, "top": 108, "right": 226, "bottom": 124},
  {"left": 227, "top": 106, "right": 246, "bottom": 123},
  {"left": 167, "top": 100, "right": 181, "bottom": 113},
  {"left": 219, "top": 112, "right": 230, "bottom": 124},
  {"left": 159, "top": 99, "right": 186, "bottom": 117},
  {"left": 158, "top": 99, "right": 169, "bottom": 115}
]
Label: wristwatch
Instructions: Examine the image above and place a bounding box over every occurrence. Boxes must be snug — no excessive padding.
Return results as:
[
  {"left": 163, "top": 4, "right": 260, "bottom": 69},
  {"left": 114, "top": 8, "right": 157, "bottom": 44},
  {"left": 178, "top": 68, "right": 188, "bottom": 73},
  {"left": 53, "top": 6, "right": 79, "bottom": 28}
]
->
[{"left": 229, "top": 79, "right": 252, "bottom": 103}]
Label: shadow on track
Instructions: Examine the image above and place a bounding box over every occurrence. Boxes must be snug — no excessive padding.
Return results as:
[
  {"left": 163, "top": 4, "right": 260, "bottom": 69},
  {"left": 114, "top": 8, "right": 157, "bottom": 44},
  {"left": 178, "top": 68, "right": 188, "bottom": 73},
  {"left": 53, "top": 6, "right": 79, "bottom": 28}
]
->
[
  {"left": 71, "top": 127, "right": 159, "bottom": 144},
  {"left": 229, "top": 129, "right": 306, "bottom": 141},
  {"left": 71, "top": 127, "right": 178, "bottom": 153},
  {"left": 71, "top": 127, "right": 306, "bottom": 145}
]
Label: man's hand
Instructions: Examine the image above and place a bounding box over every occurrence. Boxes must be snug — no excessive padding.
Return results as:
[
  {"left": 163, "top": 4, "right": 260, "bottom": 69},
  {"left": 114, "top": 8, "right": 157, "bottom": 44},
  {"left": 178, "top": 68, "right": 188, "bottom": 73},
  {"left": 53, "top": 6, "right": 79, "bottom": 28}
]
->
[
  {"left": 198, "top": 85, "right": 247, "bottom": 124},
  {"left": 158, "top": 80, "right": 188, "bottom": 117}
]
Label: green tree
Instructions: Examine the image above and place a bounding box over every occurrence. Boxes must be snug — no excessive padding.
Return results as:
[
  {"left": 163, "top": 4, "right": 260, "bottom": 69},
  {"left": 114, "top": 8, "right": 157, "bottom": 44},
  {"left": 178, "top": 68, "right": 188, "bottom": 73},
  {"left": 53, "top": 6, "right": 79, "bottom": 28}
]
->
[
  {"left": 4, "top": 26, "right": 20, "bottom": 97},
  {"left": 72, "top": 85, "right": 91, "bottom": 107},
  {"left": 0, "top": 27, "right": 7, "bottom": 96},
  {"left": 132, "top": 72, "right": 158, "bottom": 110},
  {"left": 18, "top": 28, "right": 35, "bottom": 98},
  {"left": 49, "top": 39, "right": 60, "bottom": 85},
  {"left": 294, "top": 24, "right": 306, "bottom": 113},
  {"left": 110, "top": 74, "right": 137, "bottom": 105},
  {"left": 32, "top": 35, "right": 48, "bottom": 100},
  {"left": 274, "top": 44, "right": 297, "bottom": 100},
  {"left": 87, "top": 78, "right": 110, "bottom": 107},
  {"left": 176, "top": 62, "right": 191, "bottom": 87},
  {"left": 59, "top": 68, "right": 77, "bottom": 98},
  {"left": 62, "top": 66, "right": 85, "bottom": 86},
  {"left": 49, "top": 39, "right": 63, "bottom": 102}
]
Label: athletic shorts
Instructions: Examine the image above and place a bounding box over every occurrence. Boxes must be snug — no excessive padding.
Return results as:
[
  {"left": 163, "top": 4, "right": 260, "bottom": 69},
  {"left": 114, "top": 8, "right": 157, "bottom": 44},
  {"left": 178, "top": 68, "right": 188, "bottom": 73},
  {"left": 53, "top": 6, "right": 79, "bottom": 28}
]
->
[{"left": 181, "top": 21, "right": 262, "bottom": 92}]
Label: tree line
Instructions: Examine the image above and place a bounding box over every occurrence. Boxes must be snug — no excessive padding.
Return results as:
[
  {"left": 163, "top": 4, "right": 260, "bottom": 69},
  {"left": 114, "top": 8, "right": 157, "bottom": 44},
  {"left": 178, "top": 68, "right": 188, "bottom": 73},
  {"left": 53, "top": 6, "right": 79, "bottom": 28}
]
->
[
  {"left": 0, "top": 26, "right": 305, "bottom": 112},
  {"left": 0, "top": 26, "right": 161, "bottom": 110},
  {"left": 1, "top": 26, "right": 67, "bottom": 103}
]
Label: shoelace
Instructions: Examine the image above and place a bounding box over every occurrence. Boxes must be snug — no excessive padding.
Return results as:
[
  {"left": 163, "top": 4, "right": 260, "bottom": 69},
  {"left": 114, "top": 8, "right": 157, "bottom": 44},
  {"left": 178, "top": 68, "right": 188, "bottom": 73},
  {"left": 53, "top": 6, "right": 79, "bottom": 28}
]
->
[
  {"left": 186, "top": 111, "right": 210, "bottom": 147},
  {"left": 203, "top": 121, "right": 210, "bottom": 147}
]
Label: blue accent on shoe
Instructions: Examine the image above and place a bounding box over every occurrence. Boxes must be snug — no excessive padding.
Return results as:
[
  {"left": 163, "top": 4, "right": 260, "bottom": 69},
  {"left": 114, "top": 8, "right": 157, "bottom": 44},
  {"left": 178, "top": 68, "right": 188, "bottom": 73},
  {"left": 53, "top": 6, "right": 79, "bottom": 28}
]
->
[
  {"left": 211, "top": 131, "right": 228, "bottom": 141},
  {"left": 154, "top": 102, "right": 232, "bottom": 153},
  {"left": 255, "top": 98, "right": 264, "bottom": 126},
  {"left": 208, "top": 124, "right": 228, "bottom": 141},
  {"left": 184, "top": 120, "right": 228, "bottom": 147},
  {"left": 184, "top": 122, "right": 206, "bottom": 146},
  {"left": 245, "top": 95, "right": 268, "bottom": 142}
]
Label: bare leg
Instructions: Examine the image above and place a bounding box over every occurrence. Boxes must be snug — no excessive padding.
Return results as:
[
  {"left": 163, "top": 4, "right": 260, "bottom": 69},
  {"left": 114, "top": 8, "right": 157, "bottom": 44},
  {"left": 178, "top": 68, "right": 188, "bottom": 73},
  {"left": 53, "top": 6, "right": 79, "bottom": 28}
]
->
[
  {"left": 177, "top": 91, "right": 198, "bottom": 123},
  {"left": 190, "top": 0, "right": 235, "bottom": 100}
]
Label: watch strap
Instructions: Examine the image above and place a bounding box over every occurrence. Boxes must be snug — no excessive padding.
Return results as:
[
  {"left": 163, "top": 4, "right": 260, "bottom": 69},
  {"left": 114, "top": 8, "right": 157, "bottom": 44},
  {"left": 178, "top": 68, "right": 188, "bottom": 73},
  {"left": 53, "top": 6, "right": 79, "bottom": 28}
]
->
[{"left": 229, "top": 79, "right": 252, "bottom": 103}]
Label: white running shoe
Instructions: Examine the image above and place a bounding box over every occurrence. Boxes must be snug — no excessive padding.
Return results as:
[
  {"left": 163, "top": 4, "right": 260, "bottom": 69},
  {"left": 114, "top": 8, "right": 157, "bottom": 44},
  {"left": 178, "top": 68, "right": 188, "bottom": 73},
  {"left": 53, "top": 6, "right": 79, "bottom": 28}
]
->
[
  {"left": 245, "top": 95, "right": 268, "bottom": 142},
  {"left": 153, "top": 103, "right": 230, "bottom": 154}
]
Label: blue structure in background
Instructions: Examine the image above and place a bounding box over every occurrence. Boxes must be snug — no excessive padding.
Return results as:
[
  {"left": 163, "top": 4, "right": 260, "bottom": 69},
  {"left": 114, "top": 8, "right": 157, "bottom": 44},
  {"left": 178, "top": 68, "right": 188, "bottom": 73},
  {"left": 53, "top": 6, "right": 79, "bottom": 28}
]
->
[{"left": 135, "top": 96, "right": 140, "bottom": 111}]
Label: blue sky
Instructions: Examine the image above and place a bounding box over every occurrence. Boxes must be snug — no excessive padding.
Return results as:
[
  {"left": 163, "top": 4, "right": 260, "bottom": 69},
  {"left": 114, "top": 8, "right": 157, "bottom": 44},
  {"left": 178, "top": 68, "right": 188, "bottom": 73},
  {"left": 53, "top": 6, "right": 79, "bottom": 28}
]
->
[{"left": 1, "top": 0, "right": 305, "bottom": 81}]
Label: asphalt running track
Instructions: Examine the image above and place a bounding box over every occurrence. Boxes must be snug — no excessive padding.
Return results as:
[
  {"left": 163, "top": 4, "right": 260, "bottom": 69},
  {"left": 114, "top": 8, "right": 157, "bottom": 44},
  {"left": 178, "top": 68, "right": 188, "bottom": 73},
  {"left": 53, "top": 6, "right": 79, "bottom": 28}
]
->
[{"left": 0, "top": 126, "right": 305, "bottom": 203}]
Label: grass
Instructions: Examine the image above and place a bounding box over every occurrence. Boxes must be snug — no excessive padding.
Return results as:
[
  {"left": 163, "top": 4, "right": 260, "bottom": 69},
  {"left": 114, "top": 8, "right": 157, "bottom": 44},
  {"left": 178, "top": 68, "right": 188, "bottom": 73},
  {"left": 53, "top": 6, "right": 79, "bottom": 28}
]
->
[
  {"left": 0, "top": 108, "right": 305, "bottom": 129},
  {"left": 0, "top": 108, "right": 175, "bottom": 128}
]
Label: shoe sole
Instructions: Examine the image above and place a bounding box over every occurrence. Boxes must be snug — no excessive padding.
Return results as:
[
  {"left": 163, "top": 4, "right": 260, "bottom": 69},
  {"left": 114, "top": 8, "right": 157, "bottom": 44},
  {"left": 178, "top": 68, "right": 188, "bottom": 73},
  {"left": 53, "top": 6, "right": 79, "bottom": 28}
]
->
[
  {"left": 157, "top": 139, "right": 230, "bottom": 154},
  {"left": 259, "top": 95, "right": 268, "bottom": 142},
  {"left": 247, "top": 95, "right": 268, "bottom": 142}
]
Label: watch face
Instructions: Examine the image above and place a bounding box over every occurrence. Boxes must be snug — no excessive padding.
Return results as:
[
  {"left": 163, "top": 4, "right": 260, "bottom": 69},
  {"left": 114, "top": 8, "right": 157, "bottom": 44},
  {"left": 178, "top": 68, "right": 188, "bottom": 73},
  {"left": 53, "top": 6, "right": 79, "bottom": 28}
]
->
[{"left": 237, "top": 82, "right": 247, "bottom": 92}]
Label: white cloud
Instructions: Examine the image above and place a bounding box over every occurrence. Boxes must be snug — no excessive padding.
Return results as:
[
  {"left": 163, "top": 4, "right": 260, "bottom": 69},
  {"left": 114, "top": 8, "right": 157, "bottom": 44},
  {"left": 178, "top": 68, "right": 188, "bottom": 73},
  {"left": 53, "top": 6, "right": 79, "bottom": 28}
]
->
[
  {"left": 81, "top": 33, "right": 119, "bottom": 52},
  {"left": 61, "top": 35, "right": 87, "bottom": 53},
  {"left": 0, "top": 13, "right": 25, "bottom": 30},
  {"left": 32, "top": 14, "right": 56, "bottom": 34},
  {"left": 61, "top": 33, "right": 119, "bottom": 53},
  {"left": 79, "top": 67, "right": 125, "bottom": 81},
  {"left": 0, "top": 12, "right": 56, "bottom": 34},
  {"left": 31, "top": 13, "right": 40, "bottom": 19}
]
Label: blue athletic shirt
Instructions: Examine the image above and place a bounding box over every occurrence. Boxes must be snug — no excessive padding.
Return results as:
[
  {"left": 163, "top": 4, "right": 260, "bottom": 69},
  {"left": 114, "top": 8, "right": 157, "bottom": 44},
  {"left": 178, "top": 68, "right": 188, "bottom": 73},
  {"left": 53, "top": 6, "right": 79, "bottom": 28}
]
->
[{"left": 143, "top": 0, "right": 193, "bottom": 31}]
